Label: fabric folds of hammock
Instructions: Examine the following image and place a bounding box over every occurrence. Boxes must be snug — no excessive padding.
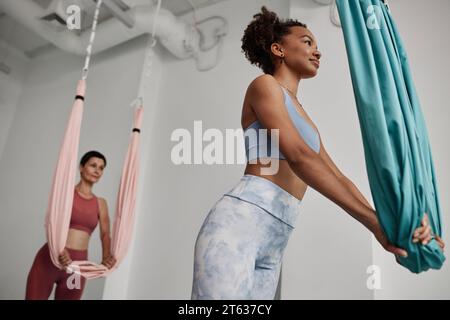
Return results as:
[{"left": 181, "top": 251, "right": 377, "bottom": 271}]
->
[
  {"left": 45, "top": 79, "right": 143, "bottom": 279},
  {"left": 336, "top": 0, "right": 445, "bottom": 273}
]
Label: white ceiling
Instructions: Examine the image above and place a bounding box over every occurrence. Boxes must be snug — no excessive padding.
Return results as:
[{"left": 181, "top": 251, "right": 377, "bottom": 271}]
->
[
  {"left": 163, "top": 0, "right": 230, "bottom": 16},
  {"left": 0, "top": 12, "right": 49, "bottom": 56},
  {"left": 0, "top": 0, "right": 229, "bottom": 58}
]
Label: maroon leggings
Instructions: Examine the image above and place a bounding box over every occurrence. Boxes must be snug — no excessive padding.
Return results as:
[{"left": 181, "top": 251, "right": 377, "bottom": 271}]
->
[{"left": 25, "top": 243, "right": 88, "bottom": 300}]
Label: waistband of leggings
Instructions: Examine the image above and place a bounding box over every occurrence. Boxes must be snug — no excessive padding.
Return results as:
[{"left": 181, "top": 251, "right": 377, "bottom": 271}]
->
[
  {"left": 223, "top": 174, "right": 302, "bottom": 228},
  {"left": 68, "top": 250, "right": 88, "bottom": 261}
]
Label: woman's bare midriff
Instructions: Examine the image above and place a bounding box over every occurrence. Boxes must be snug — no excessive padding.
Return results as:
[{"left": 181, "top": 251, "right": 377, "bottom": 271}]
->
[
  {"left": 244, "top": 160, "right": 308, "bottom": 200},
  {"left": 241, "top": 87, "right": 316, "bottom": 201},
  {"left": 66, "top": 229, "right": 90, "bottom": 251}
]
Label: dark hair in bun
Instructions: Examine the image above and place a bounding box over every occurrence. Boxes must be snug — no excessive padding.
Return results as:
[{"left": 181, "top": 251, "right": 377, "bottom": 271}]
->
[{"left": 241, "top": 6, "right": 307, "bottom": 74}]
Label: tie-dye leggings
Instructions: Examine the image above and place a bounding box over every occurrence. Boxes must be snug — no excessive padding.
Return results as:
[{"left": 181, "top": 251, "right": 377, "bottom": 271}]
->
[{"left": 191, "top": 174, "right": 302, "bottom": 299}]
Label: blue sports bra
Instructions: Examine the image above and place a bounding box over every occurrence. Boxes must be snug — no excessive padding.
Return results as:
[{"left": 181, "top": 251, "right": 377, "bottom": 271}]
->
[{"left": 244, "top": 86, "right": 320, "bottom": 161}]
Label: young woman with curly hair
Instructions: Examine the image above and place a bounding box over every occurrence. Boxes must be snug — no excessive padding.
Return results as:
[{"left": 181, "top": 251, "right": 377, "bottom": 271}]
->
[{"left": 190, "top": 6, "right": 443, "bottom": 300}]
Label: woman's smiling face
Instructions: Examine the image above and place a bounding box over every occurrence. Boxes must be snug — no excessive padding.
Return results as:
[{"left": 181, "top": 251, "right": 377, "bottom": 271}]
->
[{"left": 276, "top": 26, "right": 322, "bottom": 78}]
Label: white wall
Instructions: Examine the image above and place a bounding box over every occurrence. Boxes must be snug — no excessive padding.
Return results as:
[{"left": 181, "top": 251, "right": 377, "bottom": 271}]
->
[
  {"left": 0, "top": 35, "right": 147, "bottom": 299},
  {"left": 372, "top": 0, "right": 450, "bottom": 299},
  {"left": 0, "top": 40, "right": 29, "bottom": 162},
  {"left": 102, "top": 41, "right": 164, "bottom": 300}
]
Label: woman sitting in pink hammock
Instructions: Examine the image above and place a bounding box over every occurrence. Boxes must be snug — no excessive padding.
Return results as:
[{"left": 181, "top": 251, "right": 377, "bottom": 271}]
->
[{"left": 25, "top": 151, "right": 116, "bottom": 300}]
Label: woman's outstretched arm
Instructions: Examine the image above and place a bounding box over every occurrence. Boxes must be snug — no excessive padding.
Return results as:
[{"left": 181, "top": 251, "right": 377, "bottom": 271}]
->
[
  {"left": 248, "top": 76, "right": 441, "bottom": 257},
  {"left": 98, "top": 198, "right": 117, "bottom": 269},
  {"left": 249, "top": 77, "right": 386, "bottom": 243},
  {"left": 317, "top": 136, "right": 444, "bottom": 251}
]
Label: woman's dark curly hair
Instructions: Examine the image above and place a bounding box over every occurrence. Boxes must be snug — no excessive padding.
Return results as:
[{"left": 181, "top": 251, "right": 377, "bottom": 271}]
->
[{"left": 241, "top": 6, "right": 307, "bottom": 75}]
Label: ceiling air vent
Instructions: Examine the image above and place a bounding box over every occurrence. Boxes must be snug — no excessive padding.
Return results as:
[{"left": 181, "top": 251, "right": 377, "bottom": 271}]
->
[{"left": 37, "top": 0, "right": 70, "bottom": 29}]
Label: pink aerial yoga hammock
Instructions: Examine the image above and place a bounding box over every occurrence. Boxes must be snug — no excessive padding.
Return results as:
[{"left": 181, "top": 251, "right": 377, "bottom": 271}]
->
[
  {"left": 44, "top": 0, "right": 145, "bottom": 279},
  {"left": 45, "top": 80, "right": 143, "bottom": 279}
]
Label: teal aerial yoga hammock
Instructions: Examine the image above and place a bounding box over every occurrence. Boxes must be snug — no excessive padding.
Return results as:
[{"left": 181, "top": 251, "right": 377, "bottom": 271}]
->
[{"left": 336, "top": 0, "right": 445, "bottom": 273}]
